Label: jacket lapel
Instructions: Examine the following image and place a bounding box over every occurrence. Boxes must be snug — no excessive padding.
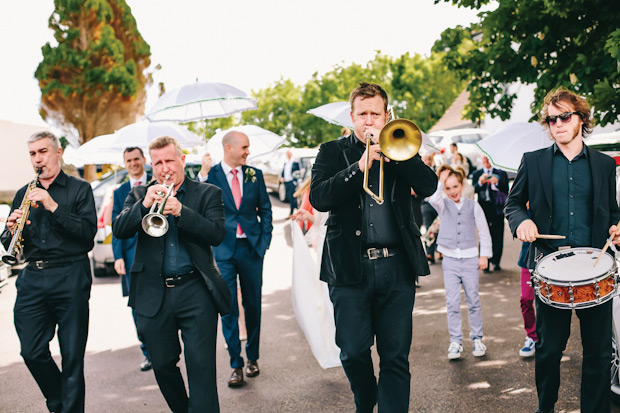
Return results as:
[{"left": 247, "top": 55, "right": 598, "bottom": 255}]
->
[
  {"left": 537, "top": 146, "right": 554, "bottom": 210},
  {"left": 214, "top": 164, "right": 235, "bottom": 207}
]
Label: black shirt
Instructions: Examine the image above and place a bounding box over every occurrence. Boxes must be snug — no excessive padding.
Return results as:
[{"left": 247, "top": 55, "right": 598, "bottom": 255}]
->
[
  {"left": 355, "top": 137, "right": 401, "bottom": 248},
  {"left": 161, "top": 180, "right": 194, "bottom": 276},
  {"left": 1, "top": 170, "right": 97, "bottom": 261}
]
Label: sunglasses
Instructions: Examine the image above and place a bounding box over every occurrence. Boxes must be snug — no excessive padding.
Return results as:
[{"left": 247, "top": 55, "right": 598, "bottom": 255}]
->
[{"left": 545, "top": 111, "right": 579, "bottom": 125}]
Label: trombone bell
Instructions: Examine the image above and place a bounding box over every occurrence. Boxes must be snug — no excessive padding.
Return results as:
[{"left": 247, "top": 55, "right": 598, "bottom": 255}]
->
[{"left": 363, "top": 115, "right": 422, "bottom": 205}]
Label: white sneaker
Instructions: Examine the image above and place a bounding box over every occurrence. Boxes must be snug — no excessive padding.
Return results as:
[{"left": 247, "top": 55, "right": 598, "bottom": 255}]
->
[
  {"left": 448, "top": 342, "right": 463, "bottom": 360},
  {"left": 519, "top": 337, "right": 536, "bottom": 357},
  {"left": 472, "top": 338, "right": 486, "bottom": 357}
]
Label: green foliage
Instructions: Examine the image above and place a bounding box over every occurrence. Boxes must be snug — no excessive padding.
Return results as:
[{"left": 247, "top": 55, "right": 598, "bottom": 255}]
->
[
  {"left": 434, "top": 0, "right": 620, "bottom": 126},
  {"left": 36, "top": 0, "right": 152, "bottom": 149},
  {"left": 219, "top": 52, "right": 464, "bottom": 148}
]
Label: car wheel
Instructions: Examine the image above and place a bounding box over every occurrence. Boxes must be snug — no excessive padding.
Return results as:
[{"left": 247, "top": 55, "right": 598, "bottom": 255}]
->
[
  {"left": 92, "top": 256, "right": 107, "bottom": 278},
  {"left": 278, "top": 183, "right": 287, "bottom": 203}
]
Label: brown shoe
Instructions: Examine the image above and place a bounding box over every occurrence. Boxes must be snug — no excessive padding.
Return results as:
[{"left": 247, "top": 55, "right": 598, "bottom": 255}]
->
[
  {"left": 245, "top": 360, "right": 260, "bottom": 377},
  {"left": 228, "top": 368, "right": 244, "bottom": 387}
]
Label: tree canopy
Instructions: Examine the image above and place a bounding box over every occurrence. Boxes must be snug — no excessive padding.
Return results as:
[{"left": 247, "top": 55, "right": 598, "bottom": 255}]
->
[
  {"left": 36, "top": 0, "right": 151, "bottom": 180},
  {"left": 195, "top": 51, "right": 465, "bottom": 148},
  {"left": 433, "top": 0, "right": 620, "bottom": 126}
]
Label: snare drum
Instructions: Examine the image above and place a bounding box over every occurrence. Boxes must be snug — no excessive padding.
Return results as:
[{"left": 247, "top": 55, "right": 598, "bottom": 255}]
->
[{"left": 533, "top": 247, "right": 618, "bottom": 309}]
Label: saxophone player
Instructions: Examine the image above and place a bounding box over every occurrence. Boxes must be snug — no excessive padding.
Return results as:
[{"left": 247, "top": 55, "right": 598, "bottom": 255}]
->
[{"left": 1, "top": 131, "right": 97, "bottom": 413}]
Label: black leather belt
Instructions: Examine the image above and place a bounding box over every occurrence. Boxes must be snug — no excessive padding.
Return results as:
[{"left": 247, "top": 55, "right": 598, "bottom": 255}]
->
[
  {"left": 363, "top": 247, "right": 399, "bottom": 260},
  {"left": 28, "top": 254, "right": 87, "bottom": 270},
  {"left": 164, "top": 270, "right": 198, "bottom": 288}
]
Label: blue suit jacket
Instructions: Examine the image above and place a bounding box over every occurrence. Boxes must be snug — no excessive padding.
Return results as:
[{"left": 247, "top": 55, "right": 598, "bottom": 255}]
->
[
  {"left": 207, "top": 164, "right": 273, "bottom": 261},
  {"left": 280, "top": 161, "right": 300, "bottom": 182},
  {"left": 112, "top": 175, "right": 150, "bottom": 293}
]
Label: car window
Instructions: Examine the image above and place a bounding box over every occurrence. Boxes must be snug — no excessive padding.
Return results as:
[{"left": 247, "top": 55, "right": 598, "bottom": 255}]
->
[{"left": 588, "top": 143, "right": 620, "bottom": 152}]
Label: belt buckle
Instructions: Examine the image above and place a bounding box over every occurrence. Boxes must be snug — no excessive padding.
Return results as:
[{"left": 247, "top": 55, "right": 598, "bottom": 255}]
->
[
  {"left": 367, "top": 248, "right": 379, "bottom": 260},
  {"left": 165, "top": 277, "right": 176, "bottom": 288},
  {"left": 35, "top": 260, "right": 45, "bottom": 269}
]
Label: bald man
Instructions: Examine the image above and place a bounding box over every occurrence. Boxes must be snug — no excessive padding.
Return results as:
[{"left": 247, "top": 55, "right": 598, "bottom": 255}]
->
[{"left": 198, "top": 132, "right": 273, "bottom": 387}]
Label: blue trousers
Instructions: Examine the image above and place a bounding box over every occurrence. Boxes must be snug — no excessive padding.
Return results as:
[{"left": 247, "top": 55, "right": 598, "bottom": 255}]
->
[
  {"left": 217, "top": 238, "right": 264, "bottom": 368},
  {"left": 14, "top": 258, "right": 91, "bottom": 413},
  {"left": 284, "top": 181, "right": 297, "bottom": 215},
  {"left": 329, "top": 254, "right": 415, "bottom": 413}
]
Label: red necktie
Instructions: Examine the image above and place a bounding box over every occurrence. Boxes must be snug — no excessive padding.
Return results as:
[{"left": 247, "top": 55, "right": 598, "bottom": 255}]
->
[
  {"left": 134, "top": 180, "right": 141, "bottom": 187},
  {"left": 231, "top": 170, "right": 243, "bottom": 235}
]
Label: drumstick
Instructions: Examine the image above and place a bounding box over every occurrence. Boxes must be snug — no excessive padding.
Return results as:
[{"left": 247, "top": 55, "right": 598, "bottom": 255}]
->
[
  {"left": 535, "top": 234, "right": 566, "bottom": 240},
  {"left": 594, "top": 219, "right": 620, "bottom": 267}
]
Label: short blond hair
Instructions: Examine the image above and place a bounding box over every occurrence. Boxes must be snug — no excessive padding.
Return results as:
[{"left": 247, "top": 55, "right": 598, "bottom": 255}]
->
[{"left": 148, "top": 136, "right": 182, "bottom": 156}]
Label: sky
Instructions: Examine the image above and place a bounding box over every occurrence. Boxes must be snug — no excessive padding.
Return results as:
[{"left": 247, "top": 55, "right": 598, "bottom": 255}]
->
[{"left": 0, "top": 0, "right": 485, "bottom": 129}]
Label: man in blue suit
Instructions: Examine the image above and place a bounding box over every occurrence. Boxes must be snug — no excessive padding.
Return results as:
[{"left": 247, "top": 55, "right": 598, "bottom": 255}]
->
[
  {"left": 199, "top": 131, "right": 273, "bottom": 387},
  {"left": 279, "top": 149, "right": 300, "bottom": 216},
  {"left": 112, "top": 147, "right": 152, "bottom": 371}
]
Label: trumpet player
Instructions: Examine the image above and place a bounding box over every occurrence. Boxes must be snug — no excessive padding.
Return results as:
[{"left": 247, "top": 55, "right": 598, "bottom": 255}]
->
[
  {"left": 112, "top": 136, "right": 229, "bottom": 412},
  {"left": 310, "top": 82, "right": 437, "bottom": 412},
  {"left": 1, "top": 131, "right": 97, "bottom": 413}
]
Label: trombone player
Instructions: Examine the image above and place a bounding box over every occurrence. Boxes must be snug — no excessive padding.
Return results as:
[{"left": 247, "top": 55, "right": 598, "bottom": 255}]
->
[
  {"left": 113, "top": 136, "right": 230, "bottom": 412},
  {"left": 310, "top": 82, "right": 438, "bottom": 412},
  {"left": 1, "top": 131, "right": 97, "bottom": 413}
]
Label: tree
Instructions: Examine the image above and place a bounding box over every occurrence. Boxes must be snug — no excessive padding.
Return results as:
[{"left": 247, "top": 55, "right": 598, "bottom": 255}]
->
[
  {"left": 434, "top": 0, "right": 620, "bottom": 126},
  {"left": 35, "top": 0, "right": 151, "bottom": 181}
]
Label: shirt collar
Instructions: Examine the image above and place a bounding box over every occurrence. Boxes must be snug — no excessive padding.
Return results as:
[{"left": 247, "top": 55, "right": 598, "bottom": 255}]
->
[
  {"left": 129, "top": 172, "right": 147, "bottom": 187},
  {"left": 552, "top": 142, "right": 588, "bottom": 159},
  {"left": 221, "top": 161, "right": 242, "bottom": 177}
]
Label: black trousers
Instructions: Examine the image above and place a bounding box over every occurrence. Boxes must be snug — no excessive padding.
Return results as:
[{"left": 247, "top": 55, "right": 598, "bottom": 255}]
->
[
  {"left": 329, "top": 254, "right": 416, "bottom": 413},
  {"left": 284, "top": 180, "right": 297, "bottom": 214},
  {"left": 136, "top": 276, "right": 219, "bottom": 413},
  {"left": 479, "top": 200, "right": 505, "bottom": 267},
  {"left": 535, "top": 298, "right": 612, "bottom": 413},
  {"left": 14, "top": 259, "right": 91, "bottom": 413}
]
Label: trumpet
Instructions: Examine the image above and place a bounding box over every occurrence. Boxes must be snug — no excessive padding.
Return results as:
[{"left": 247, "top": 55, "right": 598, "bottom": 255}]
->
[
  {"left": 2, "top": 168, "right": 42, "bottom": 265},
  {"left": 363, "top": 107, "right": 422, "bottom": 205},
  {"left": 141, "top": 175, "right": 175, "bottom": 237}
]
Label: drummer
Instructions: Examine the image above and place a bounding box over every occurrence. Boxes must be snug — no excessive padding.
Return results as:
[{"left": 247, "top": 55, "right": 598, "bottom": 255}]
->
[{"left": 505, "top": 87, "right": 620, "bottom": 413}]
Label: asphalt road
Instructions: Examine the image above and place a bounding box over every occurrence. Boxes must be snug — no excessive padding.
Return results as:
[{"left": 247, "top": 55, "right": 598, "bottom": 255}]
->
[{"left": 1, "top": 196, "right": 619, "bottom": 413}]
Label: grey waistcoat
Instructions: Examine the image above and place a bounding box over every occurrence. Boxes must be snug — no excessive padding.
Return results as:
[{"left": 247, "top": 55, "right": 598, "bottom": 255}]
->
[{"left": 437, "top": 198, "right": 477, "bottom": 250}]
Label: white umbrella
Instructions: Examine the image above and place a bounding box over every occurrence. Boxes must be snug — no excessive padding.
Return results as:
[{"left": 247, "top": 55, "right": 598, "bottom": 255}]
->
[
  {"left": 145, "top": 82, "right": 258, "bottom": 123},
  {"left": 62, "top": 139, "right": 125, "bottom": 167},
  {"left": 306, "top": 101, "right": 439, "bottom": 153},
  {"left": 476, "top": 122, "right": 552, "bottom": 172},
  {"left": 205, "top": 125, "right": 285, "bottom": 161}
]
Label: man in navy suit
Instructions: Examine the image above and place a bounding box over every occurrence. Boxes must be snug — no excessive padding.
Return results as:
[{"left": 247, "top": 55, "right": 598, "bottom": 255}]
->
[
  {"left": 279, "top": 149, "right": 300, "bottom": 216},
  {"left": 199, "top": 131, "right": 273, "bottom": 387},
  {"left": 112, "top": 147, "right": 152, "bottom": 371}
]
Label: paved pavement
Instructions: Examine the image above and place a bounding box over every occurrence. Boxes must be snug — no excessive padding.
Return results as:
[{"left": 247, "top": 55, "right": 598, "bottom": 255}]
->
[{"left": 1, "top": 197, "right": 620, "bottom": 412}]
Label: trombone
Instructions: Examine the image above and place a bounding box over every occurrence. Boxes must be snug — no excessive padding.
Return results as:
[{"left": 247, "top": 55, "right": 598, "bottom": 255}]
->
[
  {"left": 141, "top": 175, "right": 175, "bottom": 237},
  {"left": 363, "top": 107, "right": 422, "bottom": 205}
]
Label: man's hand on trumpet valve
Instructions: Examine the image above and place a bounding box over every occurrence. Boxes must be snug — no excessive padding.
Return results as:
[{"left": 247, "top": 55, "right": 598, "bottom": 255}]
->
[
  {"left": 142, "top": 183, "right": 173, "bottom": 209},
  {"left": 161, "top": 196, "right": 182, "bottom": 217}
]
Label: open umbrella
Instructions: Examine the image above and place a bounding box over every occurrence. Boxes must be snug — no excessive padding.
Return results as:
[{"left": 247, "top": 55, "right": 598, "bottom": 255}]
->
[
  {"left": 145, "top": 82, "right": 257, "bottom": 123},
  {"left": 204, "top": 125, "right": 285, "bottom": 162},
  {"left": 62, "top": 138, "right": 125, "bottom": 167},
  {"left": 476, "top": 122, "right": 552, "bottom": 172},
  {"left": 306, "top": 101, "right": 439, "bottom": 153}
]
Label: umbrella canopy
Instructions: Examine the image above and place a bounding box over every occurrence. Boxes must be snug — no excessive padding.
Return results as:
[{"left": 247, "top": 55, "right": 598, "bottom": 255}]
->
[
  {"left": 306, "top": 101, "right": 439, "bottom": 153},
  {"left": 476, "top": 122, "right": 553, "bottom": 172},
  {"left": 63, "top": 121, "right": 201, "bottom": 166},
  {"left": 146, "top": 82, "right": 258, "bottom": 123},
  {"left": 204, "top": 125, "right": 285, "bottom": 162}
]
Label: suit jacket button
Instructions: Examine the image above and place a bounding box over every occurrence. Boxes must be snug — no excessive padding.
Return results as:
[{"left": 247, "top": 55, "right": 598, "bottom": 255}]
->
[
  {"left": 345, "top": 178, "right": 349, "bottom": 182},
  {"left": 355, "top": 230, "right": 361, "bottom": 236}
]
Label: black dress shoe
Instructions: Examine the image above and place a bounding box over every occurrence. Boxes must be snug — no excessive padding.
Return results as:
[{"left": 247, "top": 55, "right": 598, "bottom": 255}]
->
[
  {"left": 228, "top": 368, "right": 244, "bottom": 387},
  {"left": 483, "top": 267, "right": 492, "bottom": 273},
  {"left": 245, "top": 360, "right": 260, "bottom": 377},
  {"left": 494, "top": 264, "right": 502, "bottom": 271},
  {"left": 140, "top": 357, "right": 152, "bottom": 371}
]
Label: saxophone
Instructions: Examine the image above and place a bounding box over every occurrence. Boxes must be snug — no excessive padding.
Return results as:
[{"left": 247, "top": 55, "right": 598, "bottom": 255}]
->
[{"left": 2, "top": 168, "right": 42, "bottom": 265}]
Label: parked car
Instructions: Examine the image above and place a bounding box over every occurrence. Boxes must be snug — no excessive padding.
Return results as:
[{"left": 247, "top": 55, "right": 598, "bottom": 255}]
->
[
  {"left": 429, "top": 128, "right": 491, "bottom": 171},
  {"left": 248, "top": 147, "right": 319, "bottom": 202},
  {"left": 0, "top": 204, "right": 12, "bottom": 288},
  {"left": 91, "top": 163, "right": 202, "bottom": 277}
]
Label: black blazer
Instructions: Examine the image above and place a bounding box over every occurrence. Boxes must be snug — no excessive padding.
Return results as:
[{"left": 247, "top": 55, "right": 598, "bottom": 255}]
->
[
  {"left": 112, "top": 178, "right": 230, "bottom": 316},
  {"left": 505, "top": 144, "right": 620, "bottom": 268},
  {"left": 310, "top": 134, "right": 438, "bottom": 286}
]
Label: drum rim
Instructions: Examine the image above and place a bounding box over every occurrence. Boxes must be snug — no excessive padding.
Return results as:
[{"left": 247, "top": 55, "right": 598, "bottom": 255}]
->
[{"left": 534, "top": 246, "right": 615, "bottom": 282}]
